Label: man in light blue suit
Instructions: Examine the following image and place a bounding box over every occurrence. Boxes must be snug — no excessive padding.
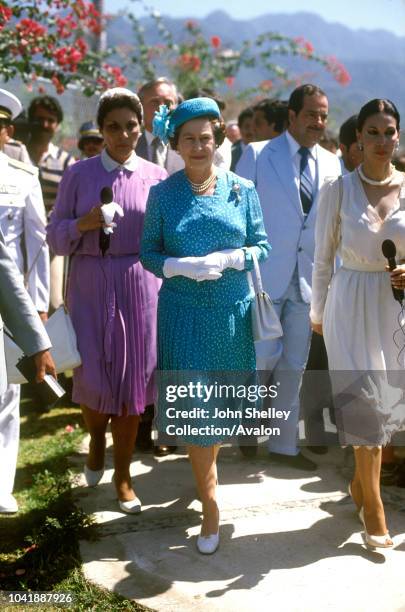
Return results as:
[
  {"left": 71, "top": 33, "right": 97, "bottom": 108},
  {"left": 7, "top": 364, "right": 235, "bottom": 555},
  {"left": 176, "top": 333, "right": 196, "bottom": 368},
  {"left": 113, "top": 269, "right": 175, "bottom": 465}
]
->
[{"left": 237, "top": 84, "right": 341, "bottom": 470}]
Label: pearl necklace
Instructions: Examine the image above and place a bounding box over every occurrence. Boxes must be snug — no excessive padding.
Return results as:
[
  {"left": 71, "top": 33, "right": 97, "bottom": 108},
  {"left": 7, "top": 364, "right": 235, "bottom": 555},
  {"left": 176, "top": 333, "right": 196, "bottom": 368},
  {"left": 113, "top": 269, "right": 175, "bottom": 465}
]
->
[
  {"left": 358, "top": 163, "right": 395, "bottom": 186},
  {"left": 188, "top": 171, "right": 217, "bottom": 194}
]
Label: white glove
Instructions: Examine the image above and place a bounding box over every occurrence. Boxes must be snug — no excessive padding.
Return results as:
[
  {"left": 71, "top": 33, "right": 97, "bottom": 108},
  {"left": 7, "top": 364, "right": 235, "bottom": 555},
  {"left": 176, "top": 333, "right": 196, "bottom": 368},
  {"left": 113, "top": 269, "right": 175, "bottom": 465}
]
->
[
  {"left": 163, "top": 256, "right": 223, "bottom": 281},
  {"left": 101, "top": 202, "right": 124, "bottom": 235},
  {"left": 214, "top": 248, "right": 245, "bottom": 271}
]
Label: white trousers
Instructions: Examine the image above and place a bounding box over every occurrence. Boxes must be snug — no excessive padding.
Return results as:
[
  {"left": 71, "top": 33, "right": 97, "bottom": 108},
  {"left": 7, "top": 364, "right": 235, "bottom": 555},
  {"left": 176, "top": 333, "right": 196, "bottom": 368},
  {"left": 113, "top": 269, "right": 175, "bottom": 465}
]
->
[{"left": 0, "top": 384, "right": 20, "bottom": 497}]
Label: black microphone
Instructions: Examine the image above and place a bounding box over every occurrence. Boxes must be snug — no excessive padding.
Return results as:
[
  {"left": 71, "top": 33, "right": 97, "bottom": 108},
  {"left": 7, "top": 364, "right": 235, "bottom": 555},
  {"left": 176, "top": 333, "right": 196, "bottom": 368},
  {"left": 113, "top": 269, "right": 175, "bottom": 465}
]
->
[
  {"left": 382, "top": 239, "right": 404, "bottom": 304},
  {"left": 99, "top": 186, "right": 113, "bottom": 256}
]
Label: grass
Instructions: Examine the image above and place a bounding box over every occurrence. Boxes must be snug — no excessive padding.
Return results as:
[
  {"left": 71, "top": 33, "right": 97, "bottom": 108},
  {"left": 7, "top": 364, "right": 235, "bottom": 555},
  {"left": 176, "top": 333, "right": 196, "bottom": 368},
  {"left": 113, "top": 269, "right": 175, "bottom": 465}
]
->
[{"left": 0, "top": 396, "right": 151, "bottom": 611}]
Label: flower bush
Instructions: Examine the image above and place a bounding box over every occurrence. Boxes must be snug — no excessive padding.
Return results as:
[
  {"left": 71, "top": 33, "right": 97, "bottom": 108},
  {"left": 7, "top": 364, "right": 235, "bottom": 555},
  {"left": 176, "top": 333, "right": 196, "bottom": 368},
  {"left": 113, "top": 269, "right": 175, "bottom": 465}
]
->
[
  {"left": 128, "top": 5, "right": 351, "bottom": 98},
  {"left": 0, "top": 0, "right": 127, "bottom": 96},
  {"left": 0, "top": 0, "right": 351, "bottom": 99}
]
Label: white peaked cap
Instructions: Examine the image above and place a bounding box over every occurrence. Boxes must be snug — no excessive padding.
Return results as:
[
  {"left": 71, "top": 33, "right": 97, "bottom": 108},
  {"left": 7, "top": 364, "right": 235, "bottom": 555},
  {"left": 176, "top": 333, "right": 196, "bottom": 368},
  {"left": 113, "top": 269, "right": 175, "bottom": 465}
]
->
[{"left": 0, "top": 89, "right": 23, "bottom": 120}]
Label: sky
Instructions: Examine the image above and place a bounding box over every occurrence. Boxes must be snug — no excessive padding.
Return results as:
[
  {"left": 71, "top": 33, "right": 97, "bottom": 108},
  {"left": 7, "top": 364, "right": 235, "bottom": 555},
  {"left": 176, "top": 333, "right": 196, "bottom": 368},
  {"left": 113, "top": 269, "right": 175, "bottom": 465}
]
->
[{"left": 105, "top": 0, "right": 405, "bottom": 36}]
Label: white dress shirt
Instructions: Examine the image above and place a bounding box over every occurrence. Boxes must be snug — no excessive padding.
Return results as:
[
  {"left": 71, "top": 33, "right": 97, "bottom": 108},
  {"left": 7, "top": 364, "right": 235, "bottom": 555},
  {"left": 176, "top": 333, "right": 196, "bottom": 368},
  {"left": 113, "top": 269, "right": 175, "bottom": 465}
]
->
[{"left": 285, "top": 130, "right": 317, "bottom": 189}]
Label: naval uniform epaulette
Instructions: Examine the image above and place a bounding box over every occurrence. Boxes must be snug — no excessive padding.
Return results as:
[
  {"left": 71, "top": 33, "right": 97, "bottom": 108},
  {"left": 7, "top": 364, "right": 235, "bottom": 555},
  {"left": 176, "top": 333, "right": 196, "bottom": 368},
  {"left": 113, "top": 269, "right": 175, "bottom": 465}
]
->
[
  {"left": 7, "top": 157, "right": 38, "bottom": 175},
  {"left": 6, "top": 139, "right": 23, "bottom": 148}
]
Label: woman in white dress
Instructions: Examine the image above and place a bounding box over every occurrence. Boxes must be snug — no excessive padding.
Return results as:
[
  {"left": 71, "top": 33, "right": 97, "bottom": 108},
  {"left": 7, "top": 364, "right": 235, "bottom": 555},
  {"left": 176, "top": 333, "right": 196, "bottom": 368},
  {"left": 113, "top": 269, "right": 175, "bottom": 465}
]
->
[{"left": 311, "top": 99, "right": 405, "bottom": 548}]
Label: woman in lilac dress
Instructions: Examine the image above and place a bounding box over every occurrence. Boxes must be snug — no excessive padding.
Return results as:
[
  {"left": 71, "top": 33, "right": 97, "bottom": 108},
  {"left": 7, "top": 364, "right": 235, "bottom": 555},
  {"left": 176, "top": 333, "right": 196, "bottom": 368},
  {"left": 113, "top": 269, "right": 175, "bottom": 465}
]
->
[{"left": 47, "top": 88, "right": 167, "bottom": 513}]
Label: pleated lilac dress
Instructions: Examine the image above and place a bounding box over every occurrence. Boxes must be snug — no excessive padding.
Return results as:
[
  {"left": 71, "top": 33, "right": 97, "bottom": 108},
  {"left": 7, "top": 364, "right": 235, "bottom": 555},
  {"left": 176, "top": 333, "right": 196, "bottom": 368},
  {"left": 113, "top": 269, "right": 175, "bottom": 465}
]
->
[{"left": 47, "top": 149, "right": 167, "bottom": 415}]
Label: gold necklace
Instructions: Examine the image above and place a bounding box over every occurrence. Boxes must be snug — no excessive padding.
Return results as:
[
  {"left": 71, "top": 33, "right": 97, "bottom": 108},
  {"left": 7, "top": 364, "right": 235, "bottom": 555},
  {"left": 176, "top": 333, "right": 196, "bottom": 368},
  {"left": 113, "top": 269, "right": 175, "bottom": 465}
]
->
[{"left": 188, "top": 171, "right": 217, "bottom": 194}]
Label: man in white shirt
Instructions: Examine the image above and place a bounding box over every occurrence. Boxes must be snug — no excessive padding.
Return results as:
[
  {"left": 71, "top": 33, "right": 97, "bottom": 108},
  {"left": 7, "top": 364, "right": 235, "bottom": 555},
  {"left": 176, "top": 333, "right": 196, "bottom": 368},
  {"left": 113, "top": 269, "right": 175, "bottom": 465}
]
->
[
  {"left": 237, "top": 84, "right": 341, "bottom": 470},
  {"left": 27, "top": 96, "right": 75, "bottom": 311}
]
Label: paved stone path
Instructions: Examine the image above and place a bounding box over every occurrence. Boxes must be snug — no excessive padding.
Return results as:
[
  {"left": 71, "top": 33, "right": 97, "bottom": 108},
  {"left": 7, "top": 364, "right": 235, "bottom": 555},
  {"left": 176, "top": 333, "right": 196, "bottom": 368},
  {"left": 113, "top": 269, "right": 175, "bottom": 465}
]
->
[{"left": 72, "top": 439, "right": 405, "bottom": 611}]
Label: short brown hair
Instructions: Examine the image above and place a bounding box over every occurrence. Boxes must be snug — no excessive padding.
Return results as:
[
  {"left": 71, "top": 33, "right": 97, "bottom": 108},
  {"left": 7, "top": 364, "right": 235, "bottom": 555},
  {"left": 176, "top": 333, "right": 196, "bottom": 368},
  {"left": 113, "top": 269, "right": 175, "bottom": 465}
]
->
[
  {"left": 288, "top": 84, "right": 326, "bottom": 115},
  {"left": 169, "top": 116, "right": 226, "bottom": 150},
  {"left": 97, "top": 94, "right": 143, "bottom": 129}
]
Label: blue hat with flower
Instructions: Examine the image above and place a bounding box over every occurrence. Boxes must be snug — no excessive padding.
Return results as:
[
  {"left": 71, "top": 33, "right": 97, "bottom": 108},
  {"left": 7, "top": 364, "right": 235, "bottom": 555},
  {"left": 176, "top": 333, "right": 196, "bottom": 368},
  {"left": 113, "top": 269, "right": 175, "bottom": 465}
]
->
[{"left": 152, "top": 97, "right": 221, "bottom": 144}]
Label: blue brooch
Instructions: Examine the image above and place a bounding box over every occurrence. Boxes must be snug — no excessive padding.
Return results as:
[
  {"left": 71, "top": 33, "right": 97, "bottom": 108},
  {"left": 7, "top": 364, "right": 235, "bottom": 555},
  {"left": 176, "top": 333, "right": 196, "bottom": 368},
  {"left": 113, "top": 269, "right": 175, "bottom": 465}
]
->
[
  {"left": 231, "top": 182, "right": 241, "bottom": 205},
  {"left": 152, "top": 104, "right": 174, "bottom": 144}
]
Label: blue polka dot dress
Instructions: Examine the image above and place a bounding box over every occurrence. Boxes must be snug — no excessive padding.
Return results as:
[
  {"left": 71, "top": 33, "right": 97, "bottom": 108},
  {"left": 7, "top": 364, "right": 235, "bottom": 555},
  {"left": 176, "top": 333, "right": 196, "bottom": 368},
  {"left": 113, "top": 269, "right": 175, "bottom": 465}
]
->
[{"left": 140, "top": 168, "right": 270, "bottom": 445}]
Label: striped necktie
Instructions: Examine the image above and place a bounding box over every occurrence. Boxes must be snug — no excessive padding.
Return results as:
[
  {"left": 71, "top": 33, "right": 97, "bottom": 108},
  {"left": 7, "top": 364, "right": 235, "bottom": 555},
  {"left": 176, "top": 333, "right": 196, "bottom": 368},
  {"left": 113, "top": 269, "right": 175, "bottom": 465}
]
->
[
  {"left": 298, "top": 146, "right": 313, "bottom": 215},
  {"left": 151, "top": 137, "right": 166, "bottom": 168}
]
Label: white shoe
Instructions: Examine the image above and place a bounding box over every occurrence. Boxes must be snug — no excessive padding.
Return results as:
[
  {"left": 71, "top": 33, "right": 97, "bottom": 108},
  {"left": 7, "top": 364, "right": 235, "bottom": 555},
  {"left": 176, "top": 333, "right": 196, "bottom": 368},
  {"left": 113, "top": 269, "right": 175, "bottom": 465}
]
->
[
  {"left": 84, "top": 465, "right": 104, "bottom": 487},
  {"left": 0, "top": 494, "right": 18, "bottom": 513},
  {"left": 197, "top": 532, "right": 219, "bottom": 554},
  {"left": 118, "top": 497, "right": 142, "bottom": 514},
  {"left": 359, "top": 508, "right": 393, "bottom": 549}
]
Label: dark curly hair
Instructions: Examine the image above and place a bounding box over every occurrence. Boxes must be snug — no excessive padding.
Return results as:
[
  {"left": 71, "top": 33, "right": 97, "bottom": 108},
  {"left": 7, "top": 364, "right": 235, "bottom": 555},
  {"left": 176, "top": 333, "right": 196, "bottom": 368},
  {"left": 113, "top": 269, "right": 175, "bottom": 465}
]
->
[
  {"left": 28, "top": 96, "right": 64, "bottom": 124},
  {"left": 169, "top": 115, "right": 226, "bottom": 150}
]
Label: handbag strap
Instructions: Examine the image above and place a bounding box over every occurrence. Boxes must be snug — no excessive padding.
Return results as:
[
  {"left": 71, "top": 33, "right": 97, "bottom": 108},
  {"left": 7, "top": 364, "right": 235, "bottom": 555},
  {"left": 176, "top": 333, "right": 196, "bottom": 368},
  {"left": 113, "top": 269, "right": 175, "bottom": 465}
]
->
[
  {"left": 251, "top": 249, "right": 265, "bottom": 294},
  {"left": 62, "top": 255, "right": 71, "bottom": 306},
  {"left": 247, "top": 249, "right": 264, "bottom": 295}
]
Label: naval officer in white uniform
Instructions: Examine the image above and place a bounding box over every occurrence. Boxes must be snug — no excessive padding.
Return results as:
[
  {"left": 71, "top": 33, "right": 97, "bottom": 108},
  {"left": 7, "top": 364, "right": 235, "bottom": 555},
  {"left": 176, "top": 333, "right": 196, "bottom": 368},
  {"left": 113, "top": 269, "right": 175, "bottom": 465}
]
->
[{"left": 0, "top": 88, "right": 50, "bottom": 513}]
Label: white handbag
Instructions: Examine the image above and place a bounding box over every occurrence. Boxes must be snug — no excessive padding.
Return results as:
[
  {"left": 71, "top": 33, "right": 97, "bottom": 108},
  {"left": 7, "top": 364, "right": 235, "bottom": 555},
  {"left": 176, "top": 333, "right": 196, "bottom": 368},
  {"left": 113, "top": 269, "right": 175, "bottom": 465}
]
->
[
  {"left": 5, "top": 304, "right": 81, "bottom": 384},
  {"left": 248, "top": 250, "right": 283, "bottom": 342}
]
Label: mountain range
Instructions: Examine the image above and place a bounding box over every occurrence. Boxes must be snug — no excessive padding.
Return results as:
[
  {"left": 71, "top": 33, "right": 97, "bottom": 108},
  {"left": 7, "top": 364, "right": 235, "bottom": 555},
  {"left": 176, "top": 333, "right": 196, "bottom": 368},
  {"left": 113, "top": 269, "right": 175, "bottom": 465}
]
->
[{"left": 107, "top": 9, "right": 405, "bottom": 127}]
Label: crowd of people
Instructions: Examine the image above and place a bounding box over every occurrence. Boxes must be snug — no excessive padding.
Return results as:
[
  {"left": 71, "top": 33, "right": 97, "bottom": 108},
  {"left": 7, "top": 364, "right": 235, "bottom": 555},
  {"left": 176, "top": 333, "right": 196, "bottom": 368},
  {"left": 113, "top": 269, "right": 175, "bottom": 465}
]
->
[{"left": 0, "top": 76, "right": 405, "bottom": 555}]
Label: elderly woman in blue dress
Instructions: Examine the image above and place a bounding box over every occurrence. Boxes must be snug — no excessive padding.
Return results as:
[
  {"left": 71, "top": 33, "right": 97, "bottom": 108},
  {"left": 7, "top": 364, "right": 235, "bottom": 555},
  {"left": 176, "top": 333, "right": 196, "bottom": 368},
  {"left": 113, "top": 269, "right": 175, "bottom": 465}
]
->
[{"left": 140, "top": 98, "right": 269, "bottom": 554}]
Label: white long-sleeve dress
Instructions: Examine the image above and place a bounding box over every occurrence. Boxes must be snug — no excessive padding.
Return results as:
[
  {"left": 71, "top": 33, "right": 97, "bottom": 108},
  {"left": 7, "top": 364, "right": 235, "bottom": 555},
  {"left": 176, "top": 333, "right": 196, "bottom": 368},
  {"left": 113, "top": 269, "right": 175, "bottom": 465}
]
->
[{"left": 311, "top": 170, "right": 405, "bottom": 445}]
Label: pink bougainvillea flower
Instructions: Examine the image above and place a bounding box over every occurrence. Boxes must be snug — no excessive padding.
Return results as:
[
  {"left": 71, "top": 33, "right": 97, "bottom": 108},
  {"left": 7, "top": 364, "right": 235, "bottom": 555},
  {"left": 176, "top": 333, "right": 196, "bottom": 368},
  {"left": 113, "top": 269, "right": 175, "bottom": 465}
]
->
[
  {"left": 260, "top": 79, "right": 273, "bottom": 91},
  {"left": 51, "top": 74, "right": 65, "bottom": 94},
  {"left": 115, "top": 74, "right": 128, "bottom": 87},
  {"left": 178, "top": 53, "right": 201, "bottom": 72},
  {"left": 16, "top": 18, "right": 47, "bottom": 41},
  {"left": 0, "top": 5, "right": 13, "bottom": 30},
  {"left": 326, "top": 56, "right": 351, "bottom": 85}
]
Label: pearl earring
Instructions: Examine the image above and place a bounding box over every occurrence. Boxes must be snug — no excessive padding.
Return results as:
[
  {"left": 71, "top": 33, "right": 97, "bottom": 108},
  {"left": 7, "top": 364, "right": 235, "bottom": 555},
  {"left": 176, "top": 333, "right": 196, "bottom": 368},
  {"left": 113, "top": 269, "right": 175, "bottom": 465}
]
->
[{"left": 358, "top": 143, "right": 363, "bottom": 151}]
